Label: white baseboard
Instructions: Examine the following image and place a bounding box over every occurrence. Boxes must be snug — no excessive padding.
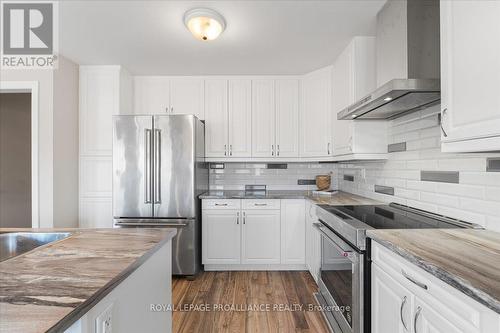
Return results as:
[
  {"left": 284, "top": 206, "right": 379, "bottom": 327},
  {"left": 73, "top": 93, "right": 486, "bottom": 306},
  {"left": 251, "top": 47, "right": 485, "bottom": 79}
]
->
[{"left": 204, "top": 264, "right": 307, "bottom": 271}]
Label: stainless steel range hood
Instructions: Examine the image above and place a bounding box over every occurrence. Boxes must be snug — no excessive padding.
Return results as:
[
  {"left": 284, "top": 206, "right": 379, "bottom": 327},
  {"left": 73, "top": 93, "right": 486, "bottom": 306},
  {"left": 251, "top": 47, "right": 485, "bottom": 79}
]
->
[{"left": 338, "top": 0, "right": 441, "bottom": 120}]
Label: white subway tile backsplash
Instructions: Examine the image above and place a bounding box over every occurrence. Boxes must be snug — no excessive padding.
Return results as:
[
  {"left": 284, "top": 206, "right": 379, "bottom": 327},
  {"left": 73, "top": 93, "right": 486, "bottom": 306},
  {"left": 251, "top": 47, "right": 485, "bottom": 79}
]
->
[
  {"left": 338, "top": 104, "right": 500, "bottom": 230},
  {"left": 420, "top": 192, "right": 460, "bottom": 208},
  {"left": 209, "top": 162, "right": 337, "bottom": 191}
]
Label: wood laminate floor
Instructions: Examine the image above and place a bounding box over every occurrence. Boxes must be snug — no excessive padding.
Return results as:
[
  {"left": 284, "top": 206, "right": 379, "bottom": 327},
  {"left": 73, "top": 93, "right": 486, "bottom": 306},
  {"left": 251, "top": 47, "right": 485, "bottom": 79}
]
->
[{"left": 172, "top": 271, "right": 330, "bottom": 333}]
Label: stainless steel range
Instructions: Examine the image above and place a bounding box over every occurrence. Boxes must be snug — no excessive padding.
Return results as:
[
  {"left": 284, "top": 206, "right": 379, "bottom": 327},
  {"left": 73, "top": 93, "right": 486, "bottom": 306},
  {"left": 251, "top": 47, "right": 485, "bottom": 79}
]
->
[{"left": 313, "top": 203, "right": 482, "bottom": 333}]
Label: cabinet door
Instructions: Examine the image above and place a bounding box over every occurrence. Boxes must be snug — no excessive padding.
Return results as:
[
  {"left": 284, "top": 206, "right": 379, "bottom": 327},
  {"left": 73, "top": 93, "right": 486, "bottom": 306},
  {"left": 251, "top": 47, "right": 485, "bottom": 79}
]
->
[
  {"left": 280, "top": 199, "right": 305, "bottom": 264},
  {"left": 414, "top": 298, "right": 464, "bottom": 333},
  {"left": 133, "top": 77, "right": 170, "bottom": 114},
  {"left": 202, "top": 210, "right": 241, "bottom": 264},
  {"left": 251, "top": 80, "right": 276, "bottom": 157},
  {"left": 242, "top": 210, "right": 280, "bottom": 264},
  {"left": 275, "top": 79, "right": 299, "bottom": 157},
  {"left": 228, "top": 79, "right": 252, "bottom": 157},
  {"left": 372, "top": 264, "right": 414, "bottom": 333},
  {"left": 204, "top": 79, "right": 228, "bottom": 158},
  {"left": 300, "top": 69, "right": 332, "bottom": 157},
  {"left": 305, "top": 201, "right": 321, "bottom": 282},
  {"left": 332, "top": 37, "right": 376, "bottom": 156},
  {"left": 440, "top": 0, "right": 500, "bottom": 151},
  {"left": 169, "top": 78, "right": 204, "bottom": 119},
  {"left": 332, "top": 51, "right": 354, "bottom": 155}
]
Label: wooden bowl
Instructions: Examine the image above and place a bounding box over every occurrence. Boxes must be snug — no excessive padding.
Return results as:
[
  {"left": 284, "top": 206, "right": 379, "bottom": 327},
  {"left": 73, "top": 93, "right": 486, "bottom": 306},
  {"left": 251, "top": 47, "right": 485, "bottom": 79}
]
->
[{"left": 315, "top": 175, "right": 331, "bottom": 191}]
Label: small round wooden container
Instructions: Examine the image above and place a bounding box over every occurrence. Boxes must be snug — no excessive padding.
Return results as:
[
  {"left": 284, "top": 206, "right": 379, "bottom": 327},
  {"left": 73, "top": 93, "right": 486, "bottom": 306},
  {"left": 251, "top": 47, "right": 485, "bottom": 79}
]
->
[{"left": 315, "top": 175, "right": 331, "bottom": 191}]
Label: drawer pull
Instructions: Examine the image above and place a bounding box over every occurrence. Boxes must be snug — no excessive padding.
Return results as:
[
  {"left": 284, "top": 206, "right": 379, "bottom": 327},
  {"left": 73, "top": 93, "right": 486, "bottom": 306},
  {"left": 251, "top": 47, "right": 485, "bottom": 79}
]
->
[
  {"left": 254, "top": 203, "right": 268, "bottom": 206},
  {"left": 400, "top": 296, "right": 408, "bottom": 330},
  {"left": 214, "top": 203, "right": 228, "bottom": 206},
  {"left": 402, "top": 270, "right": 428, "bottom": 290}
]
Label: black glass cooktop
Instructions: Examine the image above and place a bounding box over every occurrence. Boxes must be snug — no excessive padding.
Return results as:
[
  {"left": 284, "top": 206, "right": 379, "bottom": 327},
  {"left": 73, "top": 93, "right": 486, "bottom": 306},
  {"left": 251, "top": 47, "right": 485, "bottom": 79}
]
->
[{"left": 319, "top": 204, "right": 471, "bottom": 230}]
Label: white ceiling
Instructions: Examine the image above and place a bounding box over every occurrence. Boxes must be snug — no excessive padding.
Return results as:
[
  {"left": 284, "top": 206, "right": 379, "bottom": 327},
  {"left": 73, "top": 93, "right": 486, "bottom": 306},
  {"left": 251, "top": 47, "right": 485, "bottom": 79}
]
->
[{"left": 60, "top": 0, "right": 386, "bottom": 75}]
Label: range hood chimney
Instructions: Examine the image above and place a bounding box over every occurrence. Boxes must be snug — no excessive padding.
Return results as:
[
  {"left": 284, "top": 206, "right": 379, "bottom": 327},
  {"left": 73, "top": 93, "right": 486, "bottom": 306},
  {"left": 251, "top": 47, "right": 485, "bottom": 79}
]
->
[{"left": 338, "top": 0, "right": 441, "bottom": 120}]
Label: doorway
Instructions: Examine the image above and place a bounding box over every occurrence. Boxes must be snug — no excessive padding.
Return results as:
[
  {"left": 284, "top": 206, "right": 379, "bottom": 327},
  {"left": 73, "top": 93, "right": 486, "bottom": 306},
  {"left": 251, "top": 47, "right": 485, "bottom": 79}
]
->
[
  {"left": 0, "top": 81, "right": 39, "bottom": 228},
  {"left": 0, "top": 93, "right": 32, "bottom": 227}
]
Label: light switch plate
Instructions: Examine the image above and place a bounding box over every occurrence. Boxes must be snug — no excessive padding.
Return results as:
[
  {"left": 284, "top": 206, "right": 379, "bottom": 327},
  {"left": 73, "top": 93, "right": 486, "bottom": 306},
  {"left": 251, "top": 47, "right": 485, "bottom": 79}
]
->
[{"left": 96, "top": 304, "right": 113, "bottom": 333}]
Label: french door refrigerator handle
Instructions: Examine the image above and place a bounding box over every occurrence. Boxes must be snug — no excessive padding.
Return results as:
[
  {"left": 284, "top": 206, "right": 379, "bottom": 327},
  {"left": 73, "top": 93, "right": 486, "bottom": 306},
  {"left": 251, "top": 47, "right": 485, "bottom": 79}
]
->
[
  {"left": 154, "top": 128, "right": 162, "bottom": 204},
  {"left": 144, "top": 129, "right": 152, "bottom": 203}
]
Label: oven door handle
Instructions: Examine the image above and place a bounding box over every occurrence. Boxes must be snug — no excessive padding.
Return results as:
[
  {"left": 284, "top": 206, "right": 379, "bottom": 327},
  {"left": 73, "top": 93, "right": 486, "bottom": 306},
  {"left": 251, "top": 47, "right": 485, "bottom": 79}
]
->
[{"left": 313, "top": 223, "right": 358, "bottom": 262}]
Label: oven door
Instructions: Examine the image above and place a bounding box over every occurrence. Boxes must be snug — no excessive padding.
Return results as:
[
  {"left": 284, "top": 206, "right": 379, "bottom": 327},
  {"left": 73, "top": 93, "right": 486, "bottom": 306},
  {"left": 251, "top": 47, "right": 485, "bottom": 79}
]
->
[{"left": 314, "top": 222, "right": 364, "bottom": 333}]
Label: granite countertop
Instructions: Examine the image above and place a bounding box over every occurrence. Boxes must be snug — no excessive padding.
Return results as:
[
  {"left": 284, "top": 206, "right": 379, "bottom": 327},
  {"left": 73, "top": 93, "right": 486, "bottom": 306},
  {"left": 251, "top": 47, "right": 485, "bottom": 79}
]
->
[
  {"left": 0, "top": 228, "right": 177, "bottom": 333},
  {"left": 199, "top": 190, "right": 381, "bottom": 206},
  {"left": 367, "top": 229, "right": 500, "bottom": 314}
]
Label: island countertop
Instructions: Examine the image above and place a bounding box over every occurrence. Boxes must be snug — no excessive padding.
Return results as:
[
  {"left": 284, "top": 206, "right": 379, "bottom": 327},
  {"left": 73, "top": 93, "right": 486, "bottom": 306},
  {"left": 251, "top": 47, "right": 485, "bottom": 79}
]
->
[
  {"left": 0, "top": 228, "right": 177, "bottom": 333},
  {"left": 199, "top": 190, "right": 381, "bottom": 206},
  {"left": 367, "top": 229, "right": 500, "bottom": 314}
]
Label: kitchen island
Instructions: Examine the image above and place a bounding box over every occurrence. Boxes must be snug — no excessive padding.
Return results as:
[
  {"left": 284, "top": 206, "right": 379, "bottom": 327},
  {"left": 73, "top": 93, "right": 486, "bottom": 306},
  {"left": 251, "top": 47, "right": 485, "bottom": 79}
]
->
[{"left": 0, "top": 228, "right": 176, "bottom": 333}]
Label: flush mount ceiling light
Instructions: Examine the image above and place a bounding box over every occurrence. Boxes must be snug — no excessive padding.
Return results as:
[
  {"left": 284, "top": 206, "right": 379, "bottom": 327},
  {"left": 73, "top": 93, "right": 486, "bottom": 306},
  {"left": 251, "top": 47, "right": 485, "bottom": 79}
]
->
[{"left": 184, "top": 8, "right": 226, "bottom": 41}]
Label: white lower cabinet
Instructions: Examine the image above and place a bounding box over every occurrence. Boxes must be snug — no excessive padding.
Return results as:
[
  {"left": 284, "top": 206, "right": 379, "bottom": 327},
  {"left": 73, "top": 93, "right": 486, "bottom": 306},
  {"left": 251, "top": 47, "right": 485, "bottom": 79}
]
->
[
  {"left": 242, "top": 210, "right": 281, "bottom": 264},
  {"left": 280, "top": 200, "right": 305, "bottom": 264},
  {"left": 372, "top": 264, "right": 413, "bottom": 333},
  {"left": 202, "top": 210, "right": 241, "bottom": 264},
  {"left": 305, "top": 200, "right": 321, "bottom": 281},
  {"left": 372, "top": 241, "right": 500, "bottom": 333},
  {"left": 202, "top": 199, "right": 307, "bottom": 269}
]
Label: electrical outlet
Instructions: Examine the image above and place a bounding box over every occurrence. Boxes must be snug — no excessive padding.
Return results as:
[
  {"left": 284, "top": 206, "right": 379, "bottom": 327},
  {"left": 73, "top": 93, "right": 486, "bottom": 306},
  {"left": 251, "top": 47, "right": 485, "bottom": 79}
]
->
[{"left": 95, "top": 304, "right": 113, "bottom": 333}]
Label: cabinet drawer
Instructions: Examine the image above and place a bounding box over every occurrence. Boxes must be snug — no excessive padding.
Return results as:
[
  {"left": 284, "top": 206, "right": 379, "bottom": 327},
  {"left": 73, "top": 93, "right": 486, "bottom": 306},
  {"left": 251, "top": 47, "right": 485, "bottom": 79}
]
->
[
  {"left": 242, "top": 199, "right": 280, "bottom": 210},
  {"left": 202, "top": 199, "right": 241, "bottom": 210}
]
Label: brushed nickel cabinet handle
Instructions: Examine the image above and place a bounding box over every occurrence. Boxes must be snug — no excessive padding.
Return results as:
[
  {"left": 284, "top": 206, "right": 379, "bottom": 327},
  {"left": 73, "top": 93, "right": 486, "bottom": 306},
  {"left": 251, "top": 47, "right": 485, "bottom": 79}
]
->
[
  {"left": 327, "top": 142, "right": 331, "bottom": 155},
  {"left": 243, "top": 211, "right": 246, "bottom": 224},
  {"left": 277, "top": 144, "right": 280, "bottom": 156},
  {"left": 236, "top": 211, "right": 240, "bottom": 224},
  {"left": 229, "top": 144, "right": 233, "bottom": 156},
  {"left": 400, "top": 296, "right": 408, "bottom": 331},
  {"left": 224, "top": 144, "right": 227, "bottom": 156},
  {"left": 271, "top": 145, "right": 274, "bottom": 156},
  {"left": 440, "top": 108, "right": 448, "bottom": 137},
  {"left": 402, "top": 270, "right": 428, "bottom": 290},
  {"left": 414, "top": 306, "right": 422, "bottom": 333},
  {"left": 214, "top": 203, "right": 228, "bottom": 206}
]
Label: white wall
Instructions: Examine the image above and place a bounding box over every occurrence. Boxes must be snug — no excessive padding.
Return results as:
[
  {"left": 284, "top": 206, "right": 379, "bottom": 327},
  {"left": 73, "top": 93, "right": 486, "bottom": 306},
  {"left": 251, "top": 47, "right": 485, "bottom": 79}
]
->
[
  {"left": 337, "top": 104, "right": 500, "bottom": 231},
  {"left": 53, "top": 56, "right": 80, "bottom": 228},
  {"left": 0, "top": 56, "right": 79, "bottom": 228}
]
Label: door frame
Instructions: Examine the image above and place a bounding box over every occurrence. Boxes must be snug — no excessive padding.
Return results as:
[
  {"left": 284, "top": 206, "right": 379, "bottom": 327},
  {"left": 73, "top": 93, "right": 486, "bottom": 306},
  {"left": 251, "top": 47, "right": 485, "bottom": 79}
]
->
[{"left": 0, "top": 81, "right": 40, "bottom": 227}]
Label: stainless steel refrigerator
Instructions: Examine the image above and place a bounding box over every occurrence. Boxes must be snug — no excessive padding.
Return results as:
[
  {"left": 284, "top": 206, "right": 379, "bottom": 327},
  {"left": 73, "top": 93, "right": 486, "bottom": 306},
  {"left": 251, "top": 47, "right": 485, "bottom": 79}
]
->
[{"left": 112, "top": 115, "right": 208, "bottom": 276}]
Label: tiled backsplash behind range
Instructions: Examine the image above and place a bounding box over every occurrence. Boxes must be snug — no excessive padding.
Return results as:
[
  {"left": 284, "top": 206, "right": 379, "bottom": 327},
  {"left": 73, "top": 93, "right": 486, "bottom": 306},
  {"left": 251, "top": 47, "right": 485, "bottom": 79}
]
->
[
  {"left": 209, "top": 163, "right": 338, "bottom": 191},
  {"left": 338, "top": 104, "right": 500, "bottom": 231}
]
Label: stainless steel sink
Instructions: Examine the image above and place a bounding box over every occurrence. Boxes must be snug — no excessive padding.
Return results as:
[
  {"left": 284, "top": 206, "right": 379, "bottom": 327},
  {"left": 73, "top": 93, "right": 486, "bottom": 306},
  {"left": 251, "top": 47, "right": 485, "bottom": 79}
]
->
[{"left": 0, "top": 232, "right": 71, "bottom": 262}]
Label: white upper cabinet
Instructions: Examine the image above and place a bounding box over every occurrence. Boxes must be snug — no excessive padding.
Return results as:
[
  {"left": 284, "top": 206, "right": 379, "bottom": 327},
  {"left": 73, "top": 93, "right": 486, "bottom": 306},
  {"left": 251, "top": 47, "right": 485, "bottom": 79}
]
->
[
  {"left": 228, "top": 79, "right": 252, "bottom": 157},
  {"left": 169, "top": 78, "right": 204, "bottom": 119},
  {"left": 204, "top": 79, "right": 252, "bottom": 158},
  {"left": 252, "top": 79, "right": 276, "bottom": 157},
  {"left": 275, "top": 79, "right": 300, "bottom": 157},
  {"left": 440, "top": 0, "right": 500, "bottom": 152},
  {"left": 251, "top": 78, "right": 300, "bottom": 159},
  {"left": 300, "top": 67, "right": 332, "bottom": 157},
  {"left": 133, "top": 77, "right": 170, "bottom": 115},
  {"left": 204, "top": 79, "right": 228, "bottom": 158},
  {"left": 331, "top": 36, "right": 387, "bottom": 158},
  {"left": 133, "top": 77, "right": 204, "bottom": 119}
]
